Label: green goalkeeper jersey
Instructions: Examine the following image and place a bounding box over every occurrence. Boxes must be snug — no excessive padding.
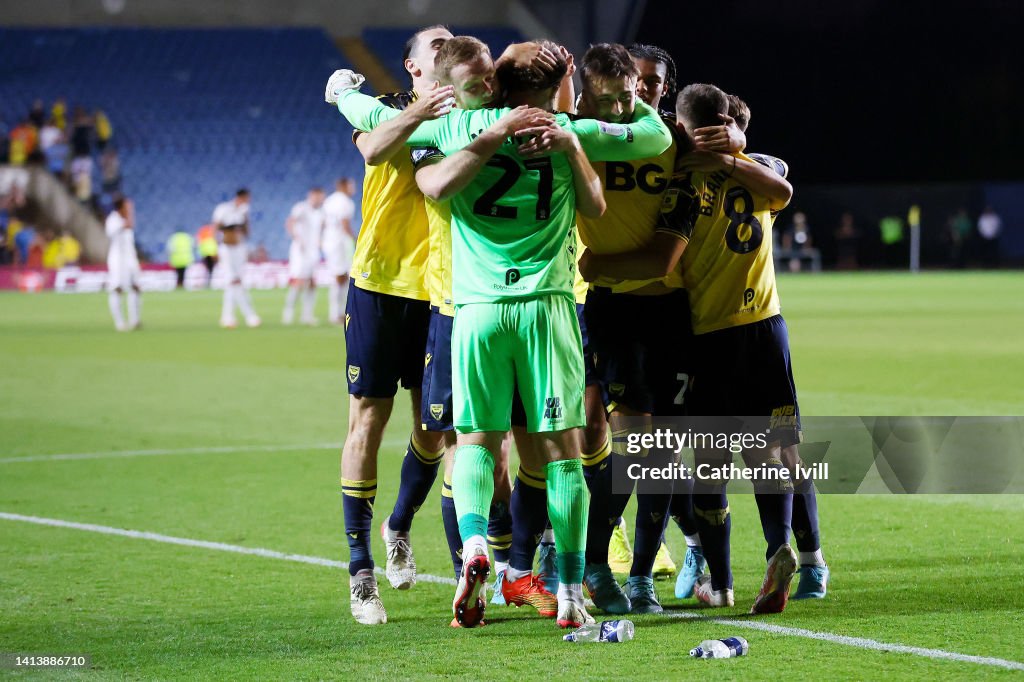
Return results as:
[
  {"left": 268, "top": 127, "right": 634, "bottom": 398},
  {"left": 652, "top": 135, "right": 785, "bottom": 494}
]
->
[{"left": 337, "top": 91, "right": 672, "bottom": 304}]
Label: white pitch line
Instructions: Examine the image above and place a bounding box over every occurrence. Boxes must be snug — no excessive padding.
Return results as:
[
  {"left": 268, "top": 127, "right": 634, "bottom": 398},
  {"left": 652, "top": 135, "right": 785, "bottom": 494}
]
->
[
  {"left": 0, "top": 512, "right": 455, "bottom": 586},
  {"left": 0, "top": 437, "right": 414, "bottom": 464},
  {"left": 2, "top": 510, "right": 1022, "bottom": 671},
  {"left": 0, "top": 442, "right": 343, "bottom": 464},
  {"left": 666, "top": 611, "right": 1024, "bottom": 671}
]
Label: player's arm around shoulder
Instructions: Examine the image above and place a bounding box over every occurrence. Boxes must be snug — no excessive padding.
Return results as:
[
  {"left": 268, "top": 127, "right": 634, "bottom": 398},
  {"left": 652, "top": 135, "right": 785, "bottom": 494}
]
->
[
  {"left": 415, "top": 106, "right": 554, "bottom": 201},
  {"left": 568, "top": 99, "right": 672, "bottom": 162},
  {"left": 578, "top": 174, "right": 697, "bottom": 281},
  {"left": 679, "top": 150, "right": 793, "bottom": 211},
  {"left": 518, "top": 122, "right": 604, "bottom": 218},
  {"left": 350, "top": 86, "right": 457, "bottom": 165}
]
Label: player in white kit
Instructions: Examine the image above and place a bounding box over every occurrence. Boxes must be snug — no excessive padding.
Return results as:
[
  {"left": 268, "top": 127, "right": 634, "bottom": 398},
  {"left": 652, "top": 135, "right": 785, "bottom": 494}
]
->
[
  {"left": 213, "top": 188, "right": 261, "bottom": 329},
  {"left": 105, "top": 195, "right": 142, "bottom": 331},
  {"left": 322, "top": 177, "right": 357, "bottom": 324},
  {"left": 282, "top": 187, "right": 326, "bottom": 325}
]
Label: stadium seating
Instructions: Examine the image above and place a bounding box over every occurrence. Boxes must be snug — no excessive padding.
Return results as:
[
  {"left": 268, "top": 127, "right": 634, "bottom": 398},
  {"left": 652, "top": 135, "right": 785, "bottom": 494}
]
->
[
  {"left": 0, "top": 28, "right": 363, "bottom": 260},
  {"left": 362, "top": 26, "right": 525, "bottom": 86}
]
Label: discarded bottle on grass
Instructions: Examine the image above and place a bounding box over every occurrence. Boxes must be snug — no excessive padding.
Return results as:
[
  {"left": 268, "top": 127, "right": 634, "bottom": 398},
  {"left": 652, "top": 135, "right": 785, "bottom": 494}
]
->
[
  {"left": 563, "top": 619, "right": 634, "bottom": 643},
  {"left": 689, "top": 636, "right": 749, "bottom": 659}
]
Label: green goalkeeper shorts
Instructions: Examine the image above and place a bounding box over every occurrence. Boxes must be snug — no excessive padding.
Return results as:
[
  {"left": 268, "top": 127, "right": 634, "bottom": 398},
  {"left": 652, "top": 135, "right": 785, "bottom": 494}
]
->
[{"left": 453, "top": 294, "right": 585, "bottom": 434}]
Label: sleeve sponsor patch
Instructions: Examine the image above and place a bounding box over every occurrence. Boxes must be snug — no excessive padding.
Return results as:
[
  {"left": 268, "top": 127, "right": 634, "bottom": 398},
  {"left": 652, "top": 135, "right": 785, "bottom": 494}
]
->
[
  {"left": 411, "top": 146, "right": 444, "bottom": 167},
  {"left": 597, "top": 120, "right": 628, "bottom": 139}
]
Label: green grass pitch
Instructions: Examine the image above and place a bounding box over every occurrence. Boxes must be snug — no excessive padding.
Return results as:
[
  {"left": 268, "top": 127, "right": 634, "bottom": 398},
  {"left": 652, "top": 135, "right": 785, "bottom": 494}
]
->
[{"left": 1, "top": 272, "right": 1022, "bottom": 680}]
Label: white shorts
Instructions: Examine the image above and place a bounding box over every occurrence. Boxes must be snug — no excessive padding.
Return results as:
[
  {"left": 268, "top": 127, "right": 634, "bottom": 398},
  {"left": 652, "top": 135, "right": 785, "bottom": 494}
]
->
[
  {"left": 220, "top": 243, "right": 248, "bottom": 283},
  {"left": 107, "top": 258, "right": 140, "bottom": 290},
  {"left": 323, "top": 235, "right": 354, "bottom": 277},
  {"left": 288, "top": 243, "right": 320, "bottom": 281}
]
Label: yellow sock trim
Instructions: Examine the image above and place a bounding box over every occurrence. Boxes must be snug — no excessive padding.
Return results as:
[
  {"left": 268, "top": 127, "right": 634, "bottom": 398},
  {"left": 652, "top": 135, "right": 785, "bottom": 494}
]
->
[
  {"left": 410, "top": 438, "right": 444, "bottom": 465},
  {"left": 341, "top": 477, "right": 378, "bottom": 499},
  {"left": 694, "top": 505, "right": 730, "bottom": 526},
  {"left": 487, "top": 533, "right": 513, "bottom": 550},
  {"left": 581, "top": 437, "right": 611, "bottom": 467},
  {"left": 516, "top": 465, "right": 546, "bottom": 490}
]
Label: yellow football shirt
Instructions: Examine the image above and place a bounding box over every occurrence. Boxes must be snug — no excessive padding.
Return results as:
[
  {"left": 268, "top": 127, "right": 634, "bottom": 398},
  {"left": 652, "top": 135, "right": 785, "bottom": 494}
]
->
[
  {"left": 350, "top": 91, "right": 430, "bottom": 301},
  {"left": 656, "top": 152, "right": 781, "bottom": 334},
  {"left": 410, "top": 147, "right": 456, "bottom": 316},
  {"left": 577, "top": 112, "right": 682, "bottom": 293}
]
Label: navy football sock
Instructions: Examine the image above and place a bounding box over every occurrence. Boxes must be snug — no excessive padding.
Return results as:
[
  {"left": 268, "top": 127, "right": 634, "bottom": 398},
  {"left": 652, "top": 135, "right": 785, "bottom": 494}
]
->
[
  {"left": 631, "top": 493, "right": 672, "bottom": 577},
  {"left": 693, "top": 490, "right": 732, "bottom": 591},
  {"left": 389, "top": 438, "right": 443, "bottom": 532},
  {"left": 584, "top": 453, "right": 631, "bottom": 566},
  {"left": 509, "top": 466, "right": 549, "bottom": 573},
  {"left": 792, "top": 478, "right": 821, "bottom": 556},
  {"left": 754, "top": 492, "right": 793, "bottom": 560},
  {"left": 440, "top": 474, "right": 463, "bottom": 579},
  {"left": 670, "top": 477, "right": 699, "bottom": 536},
  {"left": 341, "top": 477, "right": 376, "bottom": 575},
  {"left": 488, "top": 499, "right": 513, "bottom": 567}
]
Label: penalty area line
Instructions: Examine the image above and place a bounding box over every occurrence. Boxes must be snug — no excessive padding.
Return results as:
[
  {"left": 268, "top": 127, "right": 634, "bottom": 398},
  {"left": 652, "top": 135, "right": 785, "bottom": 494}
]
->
[{"left": 2, "top": 510, "right": 1022, "bottom": 670}]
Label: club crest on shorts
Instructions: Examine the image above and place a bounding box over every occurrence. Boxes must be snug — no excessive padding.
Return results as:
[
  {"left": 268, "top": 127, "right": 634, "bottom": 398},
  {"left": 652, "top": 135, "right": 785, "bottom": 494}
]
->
[
  {"left": 424, "top": 353, "right": 432, "bottom": 368},
  {"left": 347, "top": 365, "right": 361, "bottom": 383},
  {"left": 609, "top": 383, "right": 625, "bottom": 396},
  {"left": 430, "top": 403, "right": 444, "bottom": 420},
  {"left": 345, "top": 313, "right": 351, "bottom": 330}
]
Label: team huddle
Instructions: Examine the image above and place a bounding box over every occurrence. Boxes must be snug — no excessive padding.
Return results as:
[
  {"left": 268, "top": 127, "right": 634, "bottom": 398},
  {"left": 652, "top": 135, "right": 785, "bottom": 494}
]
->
[{"left": 327, "top": 26, "right": 828, "bottom": 629}]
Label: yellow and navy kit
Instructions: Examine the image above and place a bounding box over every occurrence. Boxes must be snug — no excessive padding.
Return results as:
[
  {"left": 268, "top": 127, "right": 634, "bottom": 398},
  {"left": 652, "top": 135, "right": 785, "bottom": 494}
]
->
[
  {"left": 410, "top": 145, "right": 456, "bottom": 317},
  {"left": 656, "top": 152, "right": 782, "bottom": 335},
  {"left": 577, "top": 111, "right": 683, "bottom": 292},
  {"left": 350, "top": 91, "right": 430, "bottom": 301}
]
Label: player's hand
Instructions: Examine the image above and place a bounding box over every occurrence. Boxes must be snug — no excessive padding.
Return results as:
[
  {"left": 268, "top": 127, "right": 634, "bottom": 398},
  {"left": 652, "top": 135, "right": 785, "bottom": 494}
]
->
[
  {"left": 515, "top": 121, "right": 578, "bottom": 157},
  {"left": 405, "top": 82, "right": 457, "bottom": 122},
  {"left": 491, "top": 106, "right": 553, "bottom": 139},
  {"left": 325, "top": 69, "right": 366, "bottom": 104},
  {"left": 693, "top": 113, "right": 746, "bottom": 153},
  {"left": 677, "top": 150, "right": 732, "bottom": 173},
  {"left": 559, "top": 45, "right": 576, "bottom": 79},
  {"left": 578, "top": 248, "right": 597, "bottom": 281},
  {"left": 500, "top": 41, "right": 559, "bottom": 73}
]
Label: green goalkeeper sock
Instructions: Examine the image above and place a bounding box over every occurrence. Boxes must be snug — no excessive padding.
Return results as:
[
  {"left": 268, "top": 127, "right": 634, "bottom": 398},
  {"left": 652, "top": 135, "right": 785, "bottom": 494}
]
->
[
  {"left": 546, "top": 457, "right": 588, "bottom": 584},
  {"left": 453, "top": 444, "right": 495, "bottom": 543}
]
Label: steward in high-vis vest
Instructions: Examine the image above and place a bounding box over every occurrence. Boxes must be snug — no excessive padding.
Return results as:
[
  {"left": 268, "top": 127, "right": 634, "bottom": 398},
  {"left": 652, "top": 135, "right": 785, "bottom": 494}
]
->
[
  {"left": 196, "top": 224, "right": 218, "bottom": 288},
  {"left": 167, "top": 231, "right": 195, "bottom": 289}
]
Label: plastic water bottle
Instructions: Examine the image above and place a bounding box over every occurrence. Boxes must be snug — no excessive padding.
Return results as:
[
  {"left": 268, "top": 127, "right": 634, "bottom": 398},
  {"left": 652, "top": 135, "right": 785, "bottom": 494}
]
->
[
  {"left": 689, "top": 636, "right": 749, "bottom": 659},
  {"left": 563, "top": 619, "right": 635, "bottom": 643}
]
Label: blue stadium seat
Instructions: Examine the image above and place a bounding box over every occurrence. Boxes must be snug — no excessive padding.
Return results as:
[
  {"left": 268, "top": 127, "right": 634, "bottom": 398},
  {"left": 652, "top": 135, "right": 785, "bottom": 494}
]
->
[{"left": 0, "top": 28, "right": 364, "bottom": 260}]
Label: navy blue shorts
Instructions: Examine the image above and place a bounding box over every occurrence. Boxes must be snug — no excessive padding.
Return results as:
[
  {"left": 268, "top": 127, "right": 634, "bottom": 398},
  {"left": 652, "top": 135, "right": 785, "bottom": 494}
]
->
[
  {"left": 576, "top": 303, "right": 599, "bottom": 387},
  {"left": 421, "top": 306, "right": 527, "bottom": 431},
  {"left": 345, "top": 285, "right": 431, "bottom": 398},
  {"left": 584, "top": 287, "right": 694, "bottom": 416},
  {"left": 421, "top": 308, "right": 455, "bottom": 431},
  {"left": 688, "top": 314, "right": 801, "bottom": 446}
]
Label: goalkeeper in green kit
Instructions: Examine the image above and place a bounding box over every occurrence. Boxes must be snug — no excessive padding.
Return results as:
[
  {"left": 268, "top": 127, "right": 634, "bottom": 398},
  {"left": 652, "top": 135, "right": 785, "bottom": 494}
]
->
[{"left": 327, "top": 64, "right": 672, "bottom": 628}]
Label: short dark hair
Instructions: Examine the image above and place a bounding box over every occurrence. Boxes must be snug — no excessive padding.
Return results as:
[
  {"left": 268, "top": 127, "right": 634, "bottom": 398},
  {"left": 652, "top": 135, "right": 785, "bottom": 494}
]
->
[
  {"left": 434, "top": 36, "right": 492, "bottom": 85},
  {"left": 495, "top": 39, "right": 567, "bottom": 94},
  {"left": 676, "top": 83, "right": 729, "bottom": 129},
  {"left": 403, "top": 24, "right": 449, "bottom": 63},
  {"left": 579, "top": 43, "right": 639, "bottom": 86},
  {"left": 235, "top": 188, "right": 250, "bottom": 198},
  {"left": 627, "top": 43, "right": 677, "bottom": 97},
  {"left": 727, "top": 93, "right": 751, "bottom": 132},
  {"left": 112, "top": 195, "right": 126, "bottom": 211}
]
